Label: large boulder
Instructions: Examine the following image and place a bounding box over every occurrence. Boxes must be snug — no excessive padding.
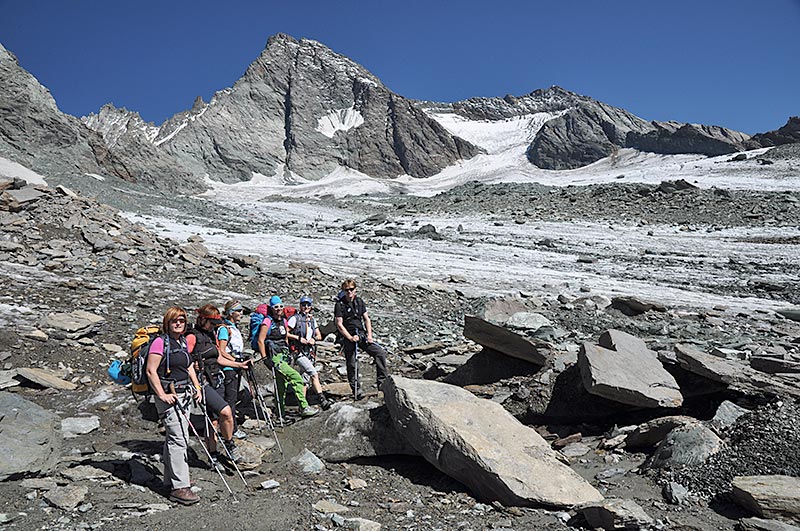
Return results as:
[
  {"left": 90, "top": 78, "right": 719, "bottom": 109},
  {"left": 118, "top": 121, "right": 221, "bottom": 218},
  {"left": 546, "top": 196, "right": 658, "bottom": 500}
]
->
[
  {"left": 383, "top": 376, "right": 603, "bottom": 508},
  {"left": 0, "top": 392, "right": 62, "bottom": 480},
  {"left": 732, "top": 476, "right": 800, "bottom": 524},
  {"left": 578, "top": 331, "right": 682, "bottom": 408},
  {"left": 315, "top": 402, "right": 418, "bottom": 462},
  {"left": 646, "top": 422, "right": 723, "bottom": 469}
]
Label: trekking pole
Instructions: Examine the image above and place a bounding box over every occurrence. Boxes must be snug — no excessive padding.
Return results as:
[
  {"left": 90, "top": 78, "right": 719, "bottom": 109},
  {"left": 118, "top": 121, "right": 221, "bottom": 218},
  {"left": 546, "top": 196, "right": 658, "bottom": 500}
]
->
[
  {"left": 353, "top": 341, "right": 360, "bottom": 402},
  {"left": 169, "top": 384, "right": 236, "bottom": 501},
  {"left": 245, "top": 366, "right": 283, "bottom": 455},
  {"left": 196, "top": 404, "right": 249, "bottom": 488}
]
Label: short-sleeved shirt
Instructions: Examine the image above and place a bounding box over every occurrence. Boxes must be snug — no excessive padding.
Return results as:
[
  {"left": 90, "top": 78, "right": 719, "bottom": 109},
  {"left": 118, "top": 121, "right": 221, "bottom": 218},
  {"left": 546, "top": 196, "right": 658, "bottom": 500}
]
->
[
  {"left": 148, "top": 335, "right": 192, "bottom": 382},
  {"left": 334, "top": 296, "right": 367, "bottom": 335}
]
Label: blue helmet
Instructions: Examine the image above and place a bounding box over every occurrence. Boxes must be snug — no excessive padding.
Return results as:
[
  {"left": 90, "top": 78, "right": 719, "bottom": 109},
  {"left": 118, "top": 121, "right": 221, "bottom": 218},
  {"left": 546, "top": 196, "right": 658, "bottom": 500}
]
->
[
  {"left": 299, "top": 295, "right": 313, "bottom": 305},
  {"left": 269, "top": 295, "right": 283, "bottom": 307}
]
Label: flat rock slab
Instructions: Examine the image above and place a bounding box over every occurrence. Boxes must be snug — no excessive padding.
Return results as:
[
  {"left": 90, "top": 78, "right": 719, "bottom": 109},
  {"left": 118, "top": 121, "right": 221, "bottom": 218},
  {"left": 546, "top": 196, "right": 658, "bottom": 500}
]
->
[
  {"left": 383, "top": 376, "right": 603, "bottom": 508},
  {"left": 61, "top": 465, "right": 111, "bottom": 481},
  {"left": 739, "top": 517, "right": 800, "bottom": 531},
  {"left": 647, "top": 422, "right": 722, "bottom": 469},
  {"left": 624, "top": 416, "right": 697, "bottom": 449},
  {"left": 44, "top": 485, "right": 88, "bottom": 511},
  {"left": 313, "top": 499, "right": 349, "bottom": 514},
  {"left": 291, "top": 448, "right": 325, "bottom": 474},
  {"left": 61, "top": 416, "right": 100, "bottom": 438},
  {"left": 343, "top": 518, "right": 381, "bottom": 531},
  {"left": 675, "top": 344, "right": 800, "bottom": 399},
  {"left": 579, "top": 333, "right": 683, "bottom": 408},
  {"left": 732, "top": 476, "right": 800, "bottom": 524},
  {"left": 581, "top": 498, "right": 654, "bottom": 530},
  {"left": 44, "top": 310, "right": 105, "bottom": 333},
  {"left": 464, "top": 315, "right": 546, "bottom": 365},
  {"left": 0, "top": 392, "right": 62, "bottom": 480},
  {"left": 15, "top": 368, "right": 77, "bottom": 390}
]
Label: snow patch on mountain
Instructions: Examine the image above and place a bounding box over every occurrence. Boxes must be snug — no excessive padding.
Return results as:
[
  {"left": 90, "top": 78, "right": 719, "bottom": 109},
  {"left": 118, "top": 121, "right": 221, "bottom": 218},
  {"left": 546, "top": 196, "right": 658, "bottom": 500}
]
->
[
  {"left": 427, "top": 111, "right": 562, "bottom": 154},
  {"left": 315, "top": 107, "right": 365, "bottom": 138},
  {"left": 154, "top": 105, "right": 208, "bottom": 147},
  {"left": 0, "top": 156, "right": 47, "bottom": 185}
]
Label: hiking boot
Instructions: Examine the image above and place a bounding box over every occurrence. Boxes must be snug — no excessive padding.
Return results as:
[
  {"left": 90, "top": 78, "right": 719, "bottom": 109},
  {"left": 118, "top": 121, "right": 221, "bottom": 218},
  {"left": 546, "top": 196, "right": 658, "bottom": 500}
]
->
[
  {"left": 300, "top": 406, "right": 319, "bottom": 417},
  {"left": 233, "top": 428, "right": 248, "bottom": 440},
  {"left": 170, "top": 487, "right": 199, "bottom": 505},
  {"left": 319, "top": 396, "right": 333, "bottom": 410},
  {"left": 221, "top": 439, "right": 243, "bottom": 465}
]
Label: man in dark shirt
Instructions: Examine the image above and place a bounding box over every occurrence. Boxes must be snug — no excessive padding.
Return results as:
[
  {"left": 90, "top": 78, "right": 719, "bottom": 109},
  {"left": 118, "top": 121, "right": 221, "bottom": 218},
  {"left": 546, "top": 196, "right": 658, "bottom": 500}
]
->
[{"left": 334, "top": 278, "right": 388, "bottom": 399}]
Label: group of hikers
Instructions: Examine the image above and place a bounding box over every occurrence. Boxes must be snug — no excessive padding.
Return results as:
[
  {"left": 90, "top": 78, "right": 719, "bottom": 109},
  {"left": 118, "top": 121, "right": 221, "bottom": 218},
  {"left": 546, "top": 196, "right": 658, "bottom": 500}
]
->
[{"left": 143, "top": 278, "right": 389, "bottom": 506}]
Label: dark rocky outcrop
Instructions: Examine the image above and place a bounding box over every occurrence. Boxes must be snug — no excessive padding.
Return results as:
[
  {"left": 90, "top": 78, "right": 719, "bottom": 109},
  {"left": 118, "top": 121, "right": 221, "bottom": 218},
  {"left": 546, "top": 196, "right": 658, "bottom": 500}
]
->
[
  {"left": 626, "top": 121, "right": 751, "bottom": 156},
  {"left": 748, "top": 117, "right": 800, "bottom": 148}
]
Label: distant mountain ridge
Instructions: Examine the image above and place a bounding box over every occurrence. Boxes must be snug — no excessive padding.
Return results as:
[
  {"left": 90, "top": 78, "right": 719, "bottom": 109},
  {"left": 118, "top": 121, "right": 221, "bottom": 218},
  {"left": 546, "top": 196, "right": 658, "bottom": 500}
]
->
[{"left": 1, "top": 35, "right": 797, "bottom": 191}]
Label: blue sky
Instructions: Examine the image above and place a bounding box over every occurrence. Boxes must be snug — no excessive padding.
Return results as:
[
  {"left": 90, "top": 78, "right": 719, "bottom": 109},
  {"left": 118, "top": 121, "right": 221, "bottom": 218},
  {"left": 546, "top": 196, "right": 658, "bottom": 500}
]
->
[{"left": 1, "top": 0, "right": 797, "bottom": 134}]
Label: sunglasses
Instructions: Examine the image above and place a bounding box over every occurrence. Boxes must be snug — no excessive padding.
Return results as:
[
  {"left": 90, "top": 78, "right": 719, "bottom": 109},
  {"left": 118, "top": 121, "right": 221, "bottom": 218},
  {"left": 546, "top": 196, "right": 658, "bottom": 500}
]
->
[
  {"left": 300, "top": 303, "right": 312, "bottom": 307},
  {"left": 170, "top": 317, "right": 187, "bottom": 324},
  {"left": 344, "top": 287, "right": 356, "bottom": 292},
  {"left": 273, "top": 305, "right": 284, "bottom": 310}
]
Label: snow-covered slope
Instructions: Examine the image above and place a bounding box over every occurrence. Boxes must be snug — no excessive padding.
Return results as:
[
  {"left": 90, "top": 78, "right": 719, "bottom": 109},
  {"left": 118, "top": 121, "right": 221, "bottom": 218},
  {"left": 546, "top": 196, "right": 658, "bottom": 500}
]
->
[{"left": 206, "top": 111, "right": 798, "bottom": 201}]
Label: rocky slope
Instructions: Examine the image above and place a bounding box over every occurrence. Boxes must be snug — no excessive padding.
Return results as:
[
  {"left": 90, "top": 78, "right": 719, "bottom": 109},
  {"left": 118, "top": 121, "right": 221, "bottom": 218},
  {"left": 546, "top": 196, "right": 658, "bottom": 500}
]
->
[
  {"left": 748, "top": 116, "right": 800, "bottom": 148},
  {"left": 0, "top": 44, "right": 200, "bottom": 192}
]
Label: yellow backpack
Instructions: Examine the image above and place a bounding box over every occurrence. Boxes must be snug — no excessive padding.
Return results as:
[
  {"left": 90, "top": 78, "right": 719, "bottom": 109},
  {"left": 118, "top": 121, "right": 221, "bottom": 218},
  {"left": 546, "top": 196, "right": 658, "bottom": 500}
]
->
[{"left": 129, "top": 325, "right": 163, "bottom": 395}]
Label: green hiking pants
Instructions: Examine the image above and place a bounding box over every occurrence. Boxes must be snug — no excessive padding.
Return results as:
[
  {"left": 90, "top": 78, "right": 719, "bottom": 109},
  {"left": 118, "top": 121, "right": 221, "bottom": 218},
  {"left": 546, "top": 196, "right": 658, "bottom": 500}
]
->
[{"left": 272, "top": 352, "right": 308, "bottom": 415}]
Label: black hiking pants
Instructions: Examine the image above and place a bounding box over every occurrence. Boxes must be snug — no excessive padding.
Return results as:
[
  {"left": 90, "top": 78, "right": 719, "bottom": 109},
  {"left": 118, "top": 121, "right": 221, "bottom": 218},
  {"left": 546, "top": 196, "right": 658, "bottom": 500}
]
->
[{"left": 342, "top": 339, "right": 388, "bottom": 393}]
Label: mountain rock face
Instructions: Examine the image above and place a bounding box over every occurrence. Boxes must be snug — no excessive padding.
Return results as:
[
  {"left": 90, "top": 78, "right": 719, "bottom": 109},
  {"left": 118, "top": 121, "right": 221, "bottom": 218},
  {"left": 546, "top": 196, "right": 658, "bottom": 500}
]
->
[
  {"left": 81, "top": 104, "right": 201, "bottom": 191},
  {"left": 449, "top": 86, "right": 756, "bottom": 170},
  {"left": 748, "top": 116, "right": 800, "bottom": 148},
  {"left": 0, "top": 43, "right": 200, "bottom": 190},
  {"left": 145, "top": 34, "right": 480, "bottom": 182},
  {"left": 626, "top": 121, "right": 751, "bottom": 156},
  {"left": 0, "top": 43, "right": 104, "bottom": 177}
]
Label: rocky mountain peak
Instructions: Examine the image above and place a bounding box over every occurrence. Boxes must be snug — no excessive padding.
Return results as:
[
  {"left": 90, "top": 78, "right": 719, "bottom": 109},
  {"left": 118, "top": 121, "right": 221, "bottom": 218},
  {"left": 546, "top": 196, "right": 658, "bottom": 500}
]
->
[
  {"left": 149, "top": 32, "right": 480, "bottom": 181},
  {"left": 81, "top": 104, "right": 159, "bottom": 148}
]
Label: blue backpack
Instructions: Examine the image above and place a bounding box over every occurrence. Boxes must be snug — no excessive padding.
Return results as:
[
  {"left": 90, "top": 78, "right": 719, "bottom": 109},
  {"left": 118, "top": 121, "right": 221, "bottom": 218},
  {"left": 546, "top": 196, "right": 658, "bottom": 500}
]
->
[{"left": 249, "top": 312, "right": 274, "bottom": 351}]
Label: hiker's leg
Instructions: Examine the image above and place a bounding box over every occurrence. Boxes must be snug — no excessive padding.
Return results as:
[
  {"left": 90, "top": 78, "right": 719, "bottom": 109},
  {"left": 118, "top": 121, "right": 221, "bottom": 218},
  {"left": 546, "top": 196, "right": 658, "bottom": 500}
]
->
[
  {"left": 275, "top": 367, "right": 287, "bottom": 417},
  {"left": 205, "top": 384, "right": 233, "bottom": 440},
  {"left": 222, "top": 371, "right": 239, "bottom": 429},
  {"left": 156, "top": 393, "right": 191, "bottom": 490},
  {"left": 278, "top": 360, "right": 309, "bottom": 409},
  {"left": 342, "top": 340, "right": 358, "bottom": 392},
  {"left": 295, "top": 355, "right": 322, "bottom": 395},
  {"left": 365, "top": 342, "right": 389, "bottom": 388}
]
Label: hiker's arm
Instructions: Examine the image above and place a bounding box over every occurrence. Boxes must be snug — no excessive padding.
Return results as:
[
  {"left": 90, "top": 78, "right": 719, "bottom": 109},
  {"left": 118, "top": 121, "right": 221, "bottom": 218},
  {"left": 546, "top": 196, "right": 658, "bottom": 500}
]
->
[
  {"left": 216, "top": 347, "right": 250, "bottom": 369},
  {"left": 363, "top": 311, "right": 374, "bottom": 343},
  {"left": 257, "top": 321, "right": 269, "bottom": 360},
  {"left": 336, "top": 316, "right": 358, "bottom": 342}
]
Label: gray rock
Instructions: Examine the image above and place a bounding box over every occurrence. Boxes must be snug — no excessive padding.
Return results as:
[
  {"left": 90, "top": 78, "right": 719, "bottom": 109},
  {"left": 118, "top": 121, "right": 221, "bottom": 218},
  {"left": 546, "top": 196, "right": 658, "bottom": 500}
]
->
[
  {"left": 463, "top": 316, "right": 547, "bottom": 366},
  {"left": 709, "top": 401, "right": 749, "bottom": 433},
  {"left": 0, "top": 392, "right": 62, "bottom": 480},
  {"left": 60, "top": 465, "right": 111, "bottom": 481},
  {"left": 315, "top": 402, "right": 418, "bottom": 462},
  {"left": 578, "top": 336, "right": 683, "bottom": 408},
  {"left": 624, "top": 416, "right": 697, "bottom": 449},
  {"left": 738, "top": 517, "right": 800, "bottom": 531},
  {"left": 383, "top": 376, "right": 603, "bottom": 508},
  {"left": 647, "top": 422, "right": 723, "bottom": 469},
  {"left": 561, "top": 442, "right": 591, "bottom": 458},
  {"left": 674, "top": 344, "right": 800, "bottom": 399},
  {"left": 15, "top": 368, "right": 77, "bottom": 390},
  {"left": 61, "top": 416, "right": 100, "bottom": 438},
  {"left": 610, "top": 296, "right": 667, "bottom": 316},
  {"left": 662, "top": 481, "right": 690, "bottom": 505},
  {"left": 732, "top": 476, "right": 800, "bottom": 524},
  {"left": 44, "top": 485, "right": 88, "bottom": 511},
  {"left": 581, "top": 498, "right": 654, "bottom": 530},
  {"left": 290, "top": 448, "right": 325, "bottom": 474},
  {"left": 313, "top": 499, "right": 349, "bottom": 514},
  {"left": 344, "top": 517, "right": 382, "bottom": 531},
  {"left": 505, "top": 312, "right": 552, "bottom": 331},
  {"left": 748, "top": 117, "right": 800, "bottom": 148},
  {"left": 43, "top": 310, "right": 105, "bottom": 335}
]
